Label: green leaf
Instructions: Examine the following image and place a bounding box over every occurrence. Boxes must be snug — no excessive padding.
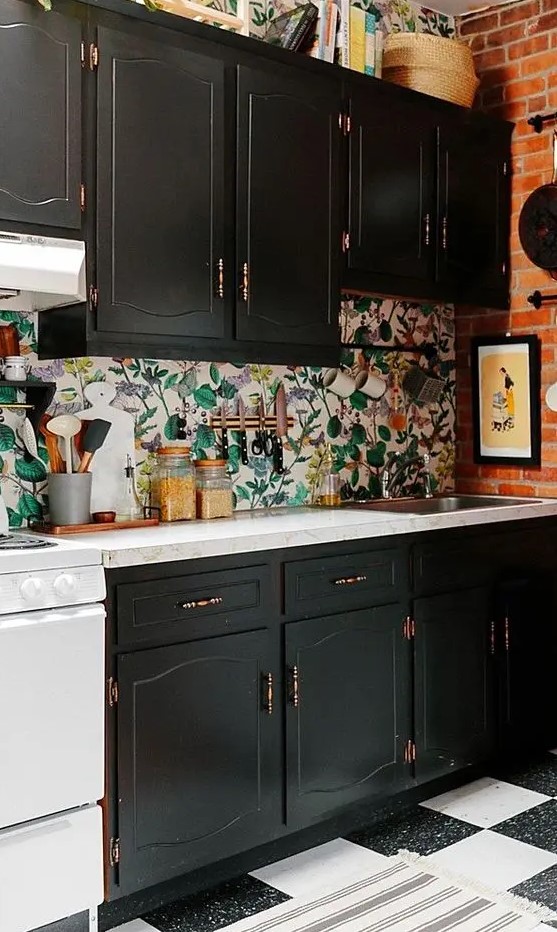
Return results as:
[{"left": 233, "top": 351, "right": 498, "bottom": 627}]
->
[
  {"left": 209, "top": 362, "right": 220, "bottom": 386},
  {"left": 164, "top": 414, "right": 181, "bottom": 440},
  {"left": 366, "top": 442, "right": 387, "bottom": 468},
  {"left": 350, "top": 467, "right": 359, "bottom": 487},
  {"left": 195, "top": 423, "right": 215, "bottom": 449},
  {"left": 163, "top": 373, "right": 179, "bottom": 391},
  {"left": 15, "top": 457, "right": 47, "bottom": 483},
  {"left": 327, "top": 415, "right": 342, "bottom": 439},
  {"left": 18, "top": 493, "right": 42, "bottom": 521},
  {"left": 0, "top": 425, "right": 16, "bottom": 452},
  {"left": 351, "top": 424, "right": 366, "bottom": 445},
  {"left": 36, "top": 0, "right": 52, "bottom": 9},
  {"left": 349, "top": 390, "right": 367, "bottom": 411},
  {"left": 219, "top": 379, "right": 236, "bottom": 401},
  {"left": 7, "top": 507, "right": 22, "bottom": 529},
  {"left": 235, "top": 485, "right": 250, "bottom": 501},
  {"left": 378, "top": 425, "right": 391, "bottom": 442},
  {"left": 193, "top": 383, "right": 217, "bottom": 410},
  {"left": 0, "top": 386, "right": 16, "bottom": 404},
  {"left": 379, "top": 320, "right": 393, "bottom": 342}
]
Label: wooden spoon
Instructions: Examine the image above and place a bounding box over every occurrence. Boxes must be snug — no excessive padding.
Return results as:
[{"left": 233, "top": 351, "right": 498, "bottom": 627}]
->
[
  {"left": 39, "top": 414, "right": 65, "bottom": 474},
  {"left": 47, "top": 414, "right": 81, "bottom": 475}
]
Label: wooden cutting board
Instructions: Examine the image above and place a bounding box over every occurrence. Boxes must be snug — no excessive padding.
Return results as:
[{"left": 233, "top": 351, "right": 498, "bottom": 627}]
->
[
  {"left": 76, "top": 383, "right": 136, "bottom": 512},
  {"left": 33, "top": 518, "right": 159, "bottom": 535}
]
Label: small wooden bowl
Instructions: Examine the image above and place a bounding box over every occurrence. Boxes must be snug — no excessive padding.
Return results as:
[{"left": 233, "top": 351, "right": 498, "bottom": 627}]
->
[{"left": 92, "top": 511, "right": 116, "bottom": 524}]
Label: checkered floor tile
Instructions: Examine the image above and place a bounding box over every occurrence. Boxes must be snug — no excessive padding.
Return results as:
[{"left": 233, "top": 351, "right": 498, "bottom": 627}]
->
[{"left": 111, "top": 752, "right": 557, "bottom": 932}]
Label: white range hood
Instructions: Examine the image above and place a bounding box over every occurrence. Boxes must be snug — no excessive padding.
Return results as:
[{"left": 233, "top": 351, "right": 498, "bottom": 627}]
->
[{"left": 0, "top": 231, "right": 86, "bottom": 313}]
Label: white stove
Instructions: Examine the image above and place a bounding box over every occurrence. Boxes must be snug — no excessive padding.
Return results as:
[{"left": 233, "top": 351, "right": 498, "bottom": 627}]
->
[{"left": 0, "top": 531, "right": 106, "bottom": 932}]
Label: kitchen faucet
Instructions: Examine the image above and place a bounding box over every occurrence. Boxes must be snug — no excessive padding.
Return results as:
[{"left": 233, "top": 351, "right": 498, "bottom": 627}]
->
[{"left": 381, "top": 452, "right": 433, "bottom": 500}]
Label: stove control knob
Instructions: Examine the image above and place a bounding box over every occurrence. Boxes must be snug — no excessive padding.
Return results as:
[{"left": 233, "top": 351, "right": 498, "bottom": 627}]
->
[
  {"left": 20, "top": 577, "right": 45, "bottom": 602},
  {"left": 53, "top": 573, "right": 77, "bottom": 599}
]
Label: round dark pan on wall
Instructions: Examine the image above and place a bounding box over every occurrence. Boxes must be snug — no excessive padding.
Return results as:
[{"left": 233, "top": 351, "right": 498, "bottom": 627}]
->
[{"left": 519, "top": 128, "right": 557, "bottom": 280}]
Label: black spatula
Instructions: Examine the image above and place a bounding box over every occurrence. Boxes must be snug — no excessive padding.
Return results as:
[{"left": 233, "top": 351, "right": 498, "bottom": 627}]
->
[{"left": 77, "top": 419, "right": 111, "bottom": 473}]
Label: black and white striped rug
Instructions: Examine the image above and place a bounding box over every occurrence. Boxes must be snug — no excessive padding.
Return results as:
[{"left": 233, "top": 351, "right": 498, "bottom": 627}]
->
[{"left": 219, "top": 857, "right": 553, "bottom": 932}]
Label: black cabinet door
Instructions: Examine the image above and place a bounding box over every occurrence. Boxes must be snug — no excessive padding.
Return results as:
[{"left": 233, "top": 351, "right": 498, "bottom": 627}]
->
[
  {"left": 414, "top": 588, "right": 496, "bottom": 783},
  {"left": 436, "top": 118, "right": 511, "bottom": 305},
  {"left": 236, "top": 63, "right": 341, "bottom": 348},
  {"left": 96, "top": 26, "right": 227, "bottom": 340},
  {"left": 497, "top": 574, "right": 557, "bottom": 752},
  {"left": 285, "top": 604, "right": 410, "bottom": 828},
  {"left": 0, "top": 0, "right": 81, "bottom": 229},
  {"left": 116, "top": 629, "right": 280, "bottom": 895},
  {"left": 347, "top": 88, "right": 435, "bottom": 284}
]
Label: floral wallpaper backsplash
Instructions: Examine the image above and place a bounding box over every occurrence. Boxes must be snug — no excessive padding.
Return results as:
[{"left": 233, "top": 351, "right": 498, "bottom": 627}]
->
[{"left": 0, "top": 298, "right": 455, "bottom": 527}]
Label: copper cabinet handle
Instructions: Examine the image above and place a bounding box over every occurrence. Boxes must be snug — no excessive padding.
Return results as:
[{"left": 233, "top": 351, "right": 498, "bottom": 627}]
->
[
  {"left": 288, "top": 665, "right": 299, "bottom": 707},
  {"left": 215, "top": 258, "right": 224, "bottom": 299},
  {"left": 424, "top": 213, "right": 431, "bottom": 246},
  {"left": 490, "top": 619, "right": 495, "bottom": 655},
  {"left": 441, "top": 216, "right": 448, "bottom": 251},
  {"left": 180, "top": 597, "right": 223, "bottom": 610},
  {"left": 240, "top": 262, "right": 249, "bottom": 301},
  {"left": 504, "top": 615, "right": 509, "bottom": 652},
  {"left": 263, "top": 672, "right": 273, "bottom": 714},
  {"left": 333, "top": 575, "right": 367, "bottom": 586}
]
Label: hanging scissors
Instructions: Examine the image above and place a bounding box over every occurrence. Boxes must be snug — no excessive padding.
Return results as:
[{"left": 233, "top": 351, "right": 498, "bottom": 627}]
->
[{"left": 251, "top": 396, "right": 274, "bottom": 457}]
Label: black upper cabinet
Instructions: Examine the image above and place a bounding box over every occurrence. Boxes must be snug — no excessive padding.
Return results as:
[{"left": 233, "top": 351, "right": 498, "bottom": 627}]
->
[
  {"left": 95, "top": 26, "right": 227, "bottom": 340},
  {"left": 414, "top": 587, "right": 496, "bottom": 783},
  {"left": 116, "top": 628, "right": 280, "bottom": 896},
  {"left": 346, "top": 86, "right": 435, "bottom": 287},
  {"left": 285, "top": 604, "right": 410, "bottom": 828},
  {"left": 437, "top": 118, "right": 511, "bottom": 306},
  {"left": 0, "top": 0, "right": 82, "bottom": 230},
  {"left": 236, "top": 64, "right": 341, "bottom": 347}
]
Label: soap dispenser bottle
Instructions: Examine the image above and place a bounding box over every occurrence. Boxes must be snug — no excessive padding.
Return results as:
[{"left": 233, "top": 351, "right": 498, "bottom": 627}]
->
[
  {"left": 116, "top": 455, "right": 144, "bottom": 522},
  {"left": 317, "top": 444, "right": 341, "bottom": 507}
]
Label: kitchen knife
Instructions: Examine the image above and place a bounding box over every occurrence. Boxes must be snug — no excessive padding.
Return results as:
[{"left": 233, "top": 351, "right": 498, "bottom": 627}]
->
[
  {"left": 274, "top": 382, "right": 287, "bottom": 475},
  {"left": 238, "top": 396, "right": 249, "bottom": 465},
  {"left": 221, "top": 400, "right": 229, "bottom": 460}
]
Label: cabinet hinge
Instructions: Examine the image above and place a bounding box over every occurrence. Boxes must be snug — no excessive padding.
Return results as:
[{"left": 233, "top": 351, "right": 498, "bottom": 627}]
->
[
  {"left": 89, "top": 43, "right": 99, "bottom": 71},
  {"left": 89, "top": 285, "right": 99, "bottom": 312},
  {"left": 338, "top": 113, "right": 351, "bottom": 135},
  {"left": 109, "top": 837, "right": 120, "bottom": 867},
  {"left": 107, "top": 677, "right": 118, "bottom": 707},
  {"left": 342, "top": 231, "right": 350, "bottom": 252},
  {"left": 80, "top": 183, "right": 86, "bottom": 213}
]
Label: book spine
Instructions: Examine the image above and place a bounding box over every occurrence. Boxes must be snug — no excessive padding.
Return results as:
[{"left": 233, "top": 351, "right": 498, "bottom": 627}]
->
[
  {"left": 349, "top": 6, "right": 365, "bottom": 73},
  {"left": 323, "top": 2, "right": 338, "bottom": 62},
  {"left": 364, "top": 13, "right": 376, "bottom": 76},
  {"left": 375, "top": 28, "right": 384, "bottom": 78},
  {"left": 285, "top": 5, "right": 319, "bottom": 50},
  {"left": 308, "top": 0, "right": 324, "bottom": 57},
  {"left": 336, "top": 0, "right": 349, "bottom": 68}
]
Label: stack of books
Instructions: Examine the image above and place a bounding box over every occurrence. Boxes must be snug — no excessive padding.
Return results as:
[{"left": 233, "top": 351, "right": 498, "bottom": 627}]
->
[{"left": 309, "top": 0, "right": 383, "bottom": 76}]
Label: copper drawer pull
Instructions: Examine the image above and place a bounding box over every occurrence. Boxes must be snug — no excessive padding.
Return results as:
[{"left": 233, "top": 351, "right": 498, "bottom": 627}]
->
[
  {"left": 263, "top": 672, "right": 273, "bottom": 714},
  {"left": 424, "top": 213, "right": 431, "bottom": 246},
  {"left": 333, "top": 575, "right": 367, "bottom": 586},
  {"left": 240, "top": 262, "right": 249, "bottom": 301},
  {"left": 181, "top": 597, "right": 223, "bottom": 610},
  {"left": 215, "top": 258, "right": 224, "bottom": 299}
]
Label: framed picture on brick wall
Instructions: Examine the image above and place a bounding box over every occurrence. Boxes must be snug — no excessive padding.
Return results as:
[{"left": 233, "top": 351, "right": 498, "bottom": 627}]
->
[{"left": 471, "top": 334, "right": 541, "bottom": 466}]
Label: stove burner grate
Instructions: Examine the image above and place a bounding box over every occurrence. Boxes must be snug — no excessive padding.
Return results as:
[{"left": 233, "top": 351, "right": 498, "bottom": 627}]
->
[{"left": 0, "top": 534, "right": 56, "bottom": 551}]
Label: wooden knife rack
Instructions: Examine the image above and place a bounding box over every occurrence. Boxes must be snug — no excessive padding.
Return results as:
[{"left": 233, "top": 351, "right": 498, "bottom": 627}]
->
[{"left": 209, "top": 416, "right": 294, "bottom": 431}]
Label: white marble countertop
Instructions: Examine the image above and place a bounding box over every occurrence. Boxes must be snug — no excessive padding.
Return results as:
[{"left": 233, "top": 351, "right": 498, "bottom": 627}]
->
[{"left": 59, "top": 497, "right": 557, "bottom": 569}]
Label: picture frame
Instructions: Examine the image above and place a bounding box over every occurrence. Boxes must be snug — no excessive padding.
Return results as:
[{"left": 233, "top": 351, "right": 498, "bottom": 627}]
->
[{"left": 471, "top": 334, "right": 541, "bottom": 467}]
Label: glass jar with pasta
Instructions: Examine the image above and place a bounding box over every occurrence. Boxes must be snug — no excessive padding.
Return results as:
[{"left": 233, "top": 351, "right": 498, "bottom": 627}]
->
[
  {"left": 155, "top": 447, "right": 196, "bottom": 522},
  {"left": 195, "top": 459, "right": 233, "bottom": 519}
]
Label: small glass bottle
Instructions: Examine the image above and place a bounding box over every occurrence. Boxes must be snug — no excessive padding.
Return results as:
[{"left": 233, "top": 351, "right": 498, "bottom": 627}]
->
[
  {"left": 156, "top": 447, "right": 196, "bottom": 522},
  {"left": 195, "top": 459, "right": 233, "bottom": 519},
  {"left": 116, "top": 455, "right": 144, "bottom": 522},
  {"left": 389, "top": 371, "right": 407, "bottom": 432},
  {"left": 317, "top": 444, "right": 340, "bottom": 507}
]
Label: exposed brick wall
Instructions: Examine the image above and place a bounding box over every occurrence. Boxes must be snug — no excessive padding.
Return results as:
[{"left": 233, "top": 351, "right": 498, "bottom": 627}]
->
[{"left": 456, "top": 0, "right": 557, "bottom": 496}]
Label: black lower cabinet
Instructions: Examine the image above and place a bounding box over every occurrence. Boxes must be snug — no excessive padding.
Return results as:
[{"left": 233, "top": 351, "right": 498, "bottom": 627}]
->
[
  {"left": 497, "top": 574, "right": 557, "bottom": 753},
  {"left": 285, "top": 604, "right": 410, "bottom": 827},
  {"left": 414, "top": 587, "right": 496, "bottom": 783},
  {"left": 116, "top": 628, "right": 281, "bottom": 895}
]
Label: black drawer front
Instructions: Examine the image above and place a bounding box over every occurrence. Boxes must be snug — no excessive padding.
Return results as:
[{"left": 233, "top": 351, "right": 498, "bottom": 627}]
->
[
  {"left": 116, "top": 564, "right": 272, "bottom": 645},
  {"left": 284, "top": 548, "right": 404, "bottom": 617},
  {"left": 413, "top": 537, "right": 492, "bottom": 596}
]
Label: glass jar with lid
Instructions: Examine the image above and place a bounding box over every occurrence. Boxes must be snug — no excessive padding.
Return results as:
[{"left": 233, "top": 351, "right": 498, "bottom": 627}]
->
[
  {"left": 155, "top": 447, "right": 196, "bottom": 522},
  {"left": 195, "top": 459, "right": 233, "bottom": 519}
]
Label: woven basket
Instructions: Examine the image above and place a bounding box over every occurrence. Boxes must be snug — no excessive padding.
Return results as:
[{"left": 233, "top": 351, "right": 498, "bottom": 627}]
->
[{"left": 383, "top": 33, "right": 479, "bottom": 108}]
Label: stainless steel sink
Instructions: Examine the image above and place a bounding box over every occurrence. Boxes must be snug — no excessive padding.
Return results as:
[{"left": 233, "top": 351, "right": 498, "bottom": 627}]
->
[{"left": 344, "top": 495, "right": 541, "bottom": 515}]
